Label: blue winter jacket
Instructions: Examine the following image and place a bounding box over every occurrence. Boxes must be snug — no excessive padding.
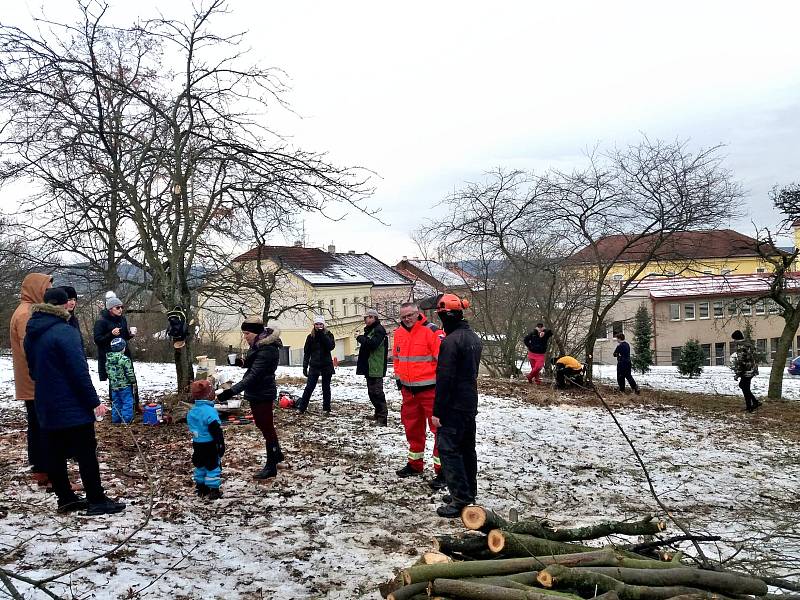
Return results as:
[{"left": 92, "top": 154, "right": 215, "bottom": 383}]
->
[
  {"left": 187, "top": 400, "right": 222, "bottom": 443},
  {"left": 24, "top": 303, "right": 100, "bottom": 430}
]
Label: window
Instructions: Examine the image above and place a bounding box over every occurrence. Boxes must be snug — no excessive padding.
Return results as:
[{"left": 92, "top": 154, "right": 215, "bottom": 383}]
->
[
  {"left": 698, "top": 302, "right": 709, "bottom": 319},
  {"left": 317, "top": 299, "right": 324, "bottom": 312},
  {"left": 714, "top": 342, "right": 726, "bottom": 366},
  {"left": 755, "top": 301, "right": 765, "bottom": 316},
  {"left": 726, "top": 302, "right": 737, "bottom": 317},
  {"left": 671, "top": 347, "right": 682, "bottom": 365},
  {"left": 612, "top": 274, "right": 623, "bottom": 281},
  {"left": 353, "top": 297, "right": 360, "bottom": 311},
  {"left": 703, "top": 270, "right": 713, "bottom": 275},
  {"left": 720, "top": 268, "right": 732, "bottom": 275},
  {"left": 669, "top": 303, "right": 680, "bottom": 321},
  {"left": 363, "top": 296, "right": 369, "bottom": 307},
  {"left": 756, "top": 339, "right": 767, "bottom": 362},
  {"left": 768, "top": 300, "right": 779, "bottom": 315},
  {"left": 612, "top": 321, "right": 624, "bottom": 337},
  {"left": 666, "top": 271, "right": 676, "bottom": 277},
  {"left": 329, "top": 298, "right": 336, "bottom": 317},
  {"left": 342, "top": 297, "right": 349, "bottom": 317},
  {"left": 770, "top": 338, "right": 779, "bottom": 362},
  {"left": 684, "top": 303, "right": 695, "bottom": 320},
  {"left": 756, "top": 268, "right": 766, "bottom": 273},
  {"left": 713, "top": 301, "right": 724, "bottom": 318},
  {"left": 701, "top": 343, "right": 711, "bottom": 366},
  {"left": 740, "top": 303, "right": 752, "bottom": 316}
]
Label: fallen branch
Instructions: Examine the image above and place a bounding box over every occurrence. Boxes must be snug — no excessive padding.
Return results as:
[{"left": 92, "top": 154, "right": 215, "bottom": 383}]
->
[
  {"left": 571, "top": 566, "right": 767, "bottom": 596},
  {"left": 431, "top": 577, "right": 583, "bottom": 600}
]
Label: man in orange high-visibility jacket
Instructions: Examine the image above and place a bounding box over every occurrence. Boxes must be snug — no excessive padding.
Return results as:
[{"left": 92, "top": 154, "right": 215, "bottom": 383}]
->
[{"left": 393, "top": 301, "right": 443, "bottom": 486}]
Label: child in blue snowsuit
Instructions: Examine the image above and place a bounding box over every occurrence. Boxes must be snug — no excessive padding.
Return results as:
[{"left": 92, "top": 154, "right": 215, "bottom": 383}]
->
[
  {"left": 187, "top": 380, "right": 225, "bottom": 500},
  {"left": 106, "top": 338, "right": 137, "bottom": 423}
]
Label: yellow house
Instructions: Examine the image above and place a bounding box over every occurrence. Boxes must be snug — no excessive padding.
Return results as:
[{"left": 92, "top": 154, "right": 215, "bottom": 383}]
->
[
  {"left": 198, "top": 244, "right": 411, "bottom": 364},
  {"left": 570, "top": 229, "right": 778, "bottom": 281}
]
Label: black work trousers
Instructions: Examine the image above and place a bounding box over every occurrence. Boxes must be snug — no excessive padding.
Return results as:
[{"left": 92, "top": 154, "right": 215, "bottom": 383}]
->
[
  {"left": 366, "top": 377, "right": 387, "bottom": 420},
  {"left": 47, "top": 423, "right": 105, "bottom": 504},
  {"left": 739, "top": 376, "right": 759, "bottom": 410},
  {"left": 25, "top": 400, "right": 48, "bottom": 473},
  {"left": 298, "top": 367, "right": 332, "bottom": 412},
  {"left": 437, "top": 410, "right": 477, "bottom": 507},
  {"left": 617, "top": 362, "right": 638, "bottom": 392}
]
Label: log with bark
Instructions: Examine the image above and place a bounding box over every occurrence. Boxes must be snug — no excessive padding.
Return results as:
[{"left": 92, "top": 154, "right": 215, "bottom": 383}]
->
[
  {"left": 402, "top": 548, "right": 619, "bottom": 584},
  {"left": 434, "top": 534, "right": 491, "bottom": 558},
  {"left": 537, "top": 564, "right": 736, "bottom": 600},
  {"left": 386, "top": 581, "right": 429, "bottom": 600},
  {"left": 430, "top": 578, "right": 584, "bottom": 600},
  {"left": 463, "top": 506, "right": 665, "bottom": 541},
  {"left": 571, "top": 566, "right": 767, "bottom": 596}
]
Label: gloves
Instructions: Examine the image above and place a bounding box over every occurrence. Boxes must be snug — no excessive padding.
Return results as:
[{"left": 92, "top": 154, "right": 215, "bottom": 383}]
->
[
  {"left": 234, "top": 357, "right": 244, "bottom": 367},
  {"left": 303, "top": 367, "right": 308, "bottom": 378},
  {"left": 217, "top": 441, "right": 225, "bottom": 458},
  {"left": 217, "top": 388, "right": 234, "bottom": 402},
  {"left": 356, "top": 335, "right": 366, "bottom": 344}
]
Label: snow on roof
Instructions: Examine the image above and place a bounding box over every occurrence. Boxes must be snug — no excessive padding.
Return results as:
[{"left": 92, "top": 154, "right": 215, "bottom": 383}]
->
[
  {"left": 233, "top": 246, "right": 371, "bottom": 286},
  {"left": 639, "top": 272, "right": 800, "bottom": 299},
  {"left": 408, "top": 260, "right": 468, "bottom": 287},
  {"left": 333, "top": 253, "right": 412, "bottom": 286}
]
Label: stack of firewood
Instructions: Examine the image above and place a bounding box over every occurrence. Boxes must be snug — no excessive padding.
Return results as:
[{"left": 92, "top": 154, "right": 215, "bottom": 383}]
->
[{"left": 379, "top": 505, "right": 768, "bottom": 600}]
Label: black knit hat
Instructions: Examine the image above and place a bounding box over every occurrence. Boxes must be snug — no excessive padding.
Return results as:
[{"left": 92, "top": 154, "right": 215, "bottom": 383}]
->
[
  {"left": 241, "top": 318, "right": 265, "bottom": 335},
  {"left": 44, "top": 287, "right": 69, "bottom": 306},
  {"left": 60, "top": 286, "right": 77, "bottom": 300}
]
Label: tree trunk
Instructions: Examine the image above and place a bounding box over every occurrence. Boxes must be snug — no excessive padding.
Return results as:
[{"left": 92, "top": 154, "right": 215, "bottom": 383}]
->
[
  {"left": 431, "top": 578, "right": 583, "bottom": 600},
  {"left": 537, "top": 565, "right": 735, "bottom": 600},
  {"left": 402, "top": 548, "right": 619, "bottom": 585},
  {"left": 571, "top": 567, "right": 767, "bottom": 596},
  {"left": 462, "top": 506, "right": 511, "bottom": 533},
  {"left": 479, "top": 513, "right": 665, "bottom": 542},
  {"left": 433, "top": 534, "right": 490, "bottom": 557},
  {"left": 387, "top": 582, "right": 428, "bottom": 600},
  {"left": 487, "top": 530, "right": 597, "bottom": 556},
  {"left": 768, "top": 307, "right": 800, "bottom": 399}
]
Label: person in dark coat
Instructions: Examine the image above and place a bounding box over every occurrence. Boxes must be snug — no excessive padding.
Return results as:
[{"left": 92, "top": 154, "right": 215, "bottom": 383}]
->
[
  {"left": 61, "top": 286, "right": 81, "bottom": 335},
  {"left": 730, "top": 329, "right": 761, "bottom": 412},
  {"left": 356, "top": 308, "right": 388, "bottom": 426},
  {"left": 613, "top": 333, "right": 640, "bottom": 394},
  {"left": 431, "top": 293, "right": 483, "bottom": 519},
  {"left": 24, "top": 287, "right": 125, "bottom": 515},
  {"left": 523, "top": 323, "right": 552, "bottom": 384},
  {"left": 297, "top": 316, "right": 336, "bottom": 414},
  {"left": 93, "top": 291, "right": 139, "bottom": 410},
  {"left": 217, "top": 318, "right": 285, "bottom": 479}
]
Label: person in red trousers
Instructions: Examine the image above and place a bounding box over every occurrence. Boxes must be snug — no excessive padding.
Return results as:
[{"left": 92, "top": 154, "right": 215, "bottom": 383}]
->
[
  {"left": 523, "top": 323, "right": 552, "bottom": 384},
  {"left": 392, "top": 302, "right": 444, "bottom": 489}
]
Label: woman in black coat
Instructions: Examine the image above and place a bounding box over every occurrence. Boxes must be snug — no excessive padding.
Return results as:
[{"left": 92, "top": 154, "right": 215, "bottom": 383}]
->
[
  {"left": 297, "top": 316, "right": 336, "bottom": 414},
  {"left": 93, "top": 292, "right": 133, "bottom": 382},
  {"left": 217, "top": 318, "right": 285, "bottom": 479}
]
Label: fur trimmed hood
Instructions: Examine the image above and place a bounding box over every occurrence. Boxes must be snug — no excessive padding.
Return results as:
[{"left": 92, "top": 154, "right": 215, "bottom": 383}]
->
[
  {"left": 30, "top": 303, "right": 71, "bottom": 321},
  {"left": 256, "top": 326, "right": 282, "bottom": 347}
]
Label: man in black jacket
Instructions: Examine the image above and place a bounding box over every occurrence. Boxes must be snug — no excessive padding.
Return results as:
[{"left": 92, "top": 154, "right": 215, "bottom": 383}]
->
[
  {"left": 523, "top": 323, "right": 552, "bottom": 384},
  {"left": 297, "top": 316, "right": 336, "bottom": 414},
  {"left": 356, "top": 308, "right": 388, "bottom": 426},
  {"left": 431, "top": 293, "right": 482, "bottom": 518},
  {"left": 613, "top": 333, "right": 640, "bottom": 394}
]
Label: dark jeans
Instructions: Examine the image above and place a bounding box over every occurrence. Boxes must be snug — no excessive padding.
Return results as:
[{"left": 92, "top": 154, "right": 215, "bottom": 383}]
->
[
  {"left": 555, "top": 367, "right": 582, "bottom": 389},
  {"left": 617, "top": 362, "right": 638, "bottom": 392},
  {"left": 437, "top": 411, "right": 477, "bottom": 507},
  {"left": 739, "top": 377, "right": 759, "bottom": 410},
  {"left": 47, "top": 423, "right": 105, "bottom": 504},
  {"left": 25, "top": 400, "right": 48, "bottom": 473},
  {"left": 366, "top": 377, "right": 387, "bottom": 420},
  {"left": 298, "top": 367, "right": 332, "bottom": 412},
  {"left": 251, "top": 400, "right": 278, "bottom": 446}
]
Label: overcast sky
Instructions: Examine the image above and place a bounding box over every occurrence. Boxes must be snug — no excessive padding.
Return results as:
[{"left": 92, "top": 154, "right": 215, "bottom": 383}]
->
[{"left": 5, "top": 1, "right": 800, "bottom": 264}]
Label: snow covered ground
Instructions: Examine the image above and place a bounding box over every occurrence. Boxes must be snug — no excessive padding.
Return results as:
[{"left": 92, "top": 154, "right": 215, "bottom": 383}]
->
[{"left": 0, "top": 357, "right": 798, "bottom": 598}]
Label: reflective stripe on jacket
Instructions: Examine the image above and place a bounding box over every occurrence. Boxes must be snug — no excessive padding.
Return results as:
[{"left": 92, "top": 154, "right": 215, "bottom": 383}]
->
[{"left": 392, "top": 315, "right": 441, "bottom": 388}]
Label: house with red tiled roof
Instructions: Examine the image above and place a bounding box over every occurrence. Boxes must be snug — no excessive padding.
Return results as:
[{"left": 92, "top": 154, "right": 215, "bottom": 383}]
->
[{"left": 198, "top": 244, "right": 412, "bottom": 364}]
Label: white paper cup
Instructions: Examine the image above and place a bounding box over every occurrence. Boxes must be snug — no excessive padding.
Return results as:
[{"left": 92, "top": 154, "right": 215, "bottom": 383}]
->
[
  {"left": 227, "top": 353, "right": 238, "bottom": 365},
  {"left": 129, "top": 326, "right": 138, "bottom": 335}
]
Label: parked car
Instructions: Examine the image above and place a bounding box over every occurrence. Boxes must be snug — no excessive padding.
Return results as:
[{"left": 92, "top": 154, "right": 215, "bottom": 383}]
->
[{"left": 788, "top": 356, "right": 800, "bottom": 376}]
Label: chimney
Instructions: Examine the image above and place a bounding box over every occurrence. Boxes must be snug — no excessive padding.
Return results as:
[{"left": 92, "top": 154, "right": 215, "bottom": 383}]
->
[
  {"left": 348, "top": 250, "right": 356, "bottom": 254},
  {"left": 402, "top": 256, "right": 407, "bottom": 261},
  {"left": 293, "top": 240, "right": 303, "bottom": 247},
  {"left": 412, "top": 256, "right": 419, "bottom": 260},
  {"left": 328, "top": 244, "right": 336, "bottom": 253}
]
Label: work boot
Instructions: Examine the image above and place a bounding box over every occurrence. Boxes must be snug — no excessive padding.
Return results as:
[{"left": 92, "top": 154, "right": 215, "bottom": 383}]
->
[
  {"left": 207, "top": 488, "right": 223, "bottom": 500},
  {"left": 195, "top": 483, "right": 210, "bottom": 497},
  {"left": 436, "top": 503, "right": 465, "bottom": 519},
  {"left": 57, "top": 495, "right": 89, "bottom": 514},
  {"left": 396, "top": 464, "right": 423, "bottom": 478},
  {"left": 268, "top": 443, "right": 284, "bottom": 465},
  {"left": 86, "top": 497, "right": 126, "bottom": 516},
  {"left": 371, "top": 416, "right": 388, "bottom": 427},
  {"left": 428, "top": 473, "right": 447, "bottom": 491},
  {"left": 634, "top": 387, "right": 641, "bottom": 395},
  {"left": 254, "top": 463, "right": 277, "bottom": 480}
]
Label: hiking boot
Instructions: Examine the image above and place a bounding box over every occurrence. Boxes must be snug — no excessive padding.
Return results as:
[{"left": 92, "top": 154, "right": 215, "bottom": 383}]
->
[
  {"left": 207, "top": 488, "right": 223, "bottom": 500},
  {"left": 86, "top": 498, "right": 126, "bottom": 516},
  {"left": 634, "top": 387, "right": 641, "bottom": 395},
  {"left": 371, "top": 417, "right": 388, "bottom": 427},
  {"left": 396, "top": 464, "right": 423, "bottom": 478},
  {"left": 57, "top": 496, "right": 89, "bottom": 514},
  {"left": 254, "top": 463, "right": 277, "bottom": 480},
  {"left": 436, "top": 503, "right": 465, "bottom": 518},
  {"left": 195, "top": 483, "right": 210, "bottom": 497},
  {"left": 428, "top": 473, "right": 447, "bottom": 491},
  {"left": 441, "top": 494, "right": 452, "bottom": 504}
]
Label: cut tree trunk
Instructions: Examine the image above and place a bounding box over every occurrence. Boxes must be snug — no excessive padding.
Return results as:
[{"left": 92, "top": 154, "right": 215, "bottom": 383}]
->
[
  {"left": 538, "top": 565, "right": 735, "bottom": 600},
  {"left": 487, "top": 530, "right": 598, "bottom": 556},
  {"left": 434, "top": 534, "right": 490, "bottom": 557},
  {"left": 403, "top": 548, "right": 619, "bottom": 584},
  {"left": 572, "top": 566, "right": 767, "bottom": 596},
  {"left": 462, "top": 505, "right": 511, "bottom": 533},
  {"left": 431, "top": 578, "right": 583, "bottom": 600},
  {"left": 413, "top": 551, "right": 451, "bottom": 566},
  {"left": 387, "top": 582, "right": 428, "bottom": 600}
]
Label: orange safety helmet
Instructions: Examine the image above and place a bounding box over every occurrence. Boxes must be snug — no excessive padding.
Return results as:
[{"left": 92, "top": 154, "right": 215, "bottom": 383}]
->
[
  {"left": 436, "top": 293, "right": 470, "bottom": 312},
  {"left": 279, "top": 395, "right": 295, "bottom": 409}
]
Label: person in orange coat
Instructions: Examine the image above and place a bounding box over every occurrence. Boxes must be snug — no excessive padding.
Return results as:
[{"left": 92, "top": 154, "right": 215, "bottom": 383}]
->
[
  {"left": 392, "top": 302, "right": 444, "bottom": 488},
  {"left": 9, "top": 273, "right": 53, "bottom": 485}
]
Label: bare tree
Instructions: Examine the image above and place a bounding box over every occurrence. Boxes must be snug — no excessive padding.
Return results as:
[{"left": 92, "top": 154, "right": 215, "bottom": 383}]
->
[{"left": 0, "top": 1, "right": 370, "bottom": 392}]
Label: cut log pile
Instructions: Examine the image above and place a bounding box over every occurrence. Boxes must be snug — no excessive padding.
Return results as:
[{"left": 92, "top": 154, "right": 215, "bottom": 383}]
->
[{"left": 379, "top": 506, "right": 771, "bottom": 600}]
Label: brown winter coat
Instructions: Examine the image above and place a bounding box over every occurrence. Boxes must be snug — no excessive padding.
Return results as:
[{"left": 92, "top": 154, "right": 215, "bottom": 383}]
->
[{"left": 9, "top": 273, "right": 52, "bottom": 401}]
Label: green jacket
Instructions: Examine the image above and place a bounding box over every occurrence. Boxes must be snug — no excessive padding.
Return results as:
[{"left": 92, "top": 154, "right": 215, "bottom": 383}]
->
[
  {"left": 356, "top": 322, "right": 388, "bottom": 378},
  {"left": 106, "top": 351, "right": 137, "bottom": 391}
]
